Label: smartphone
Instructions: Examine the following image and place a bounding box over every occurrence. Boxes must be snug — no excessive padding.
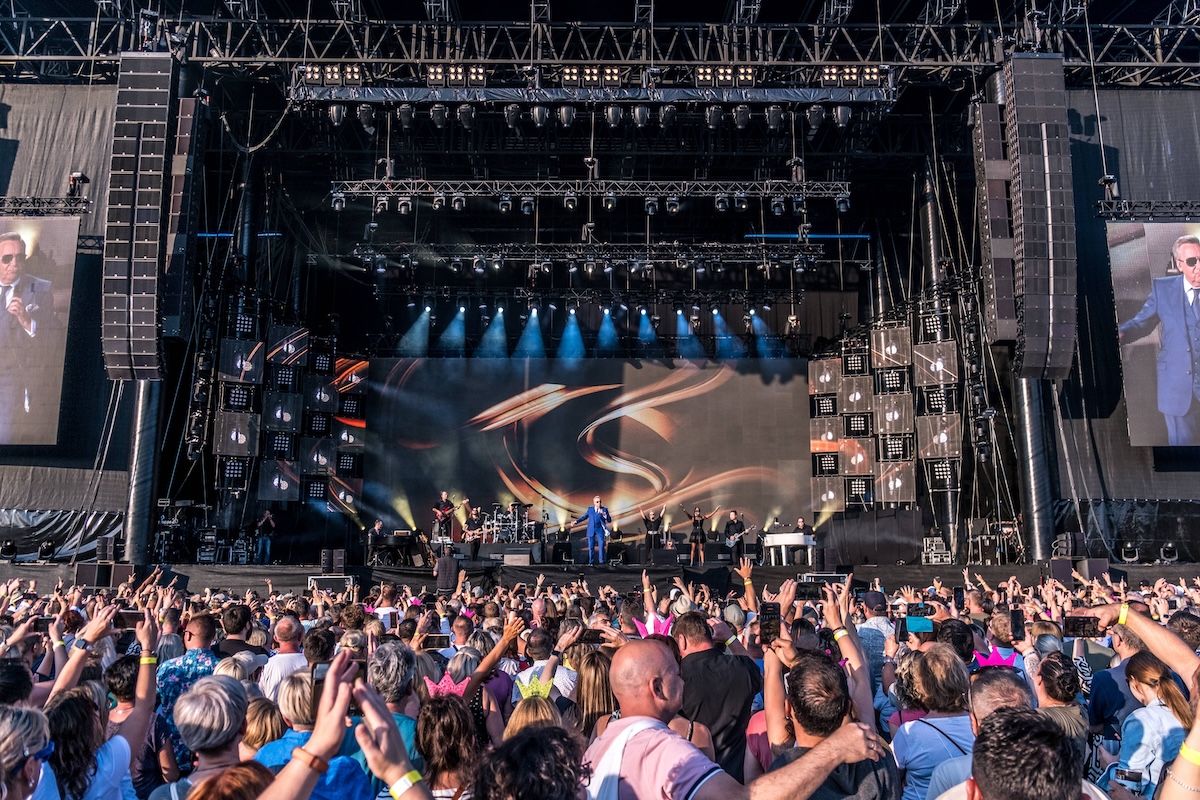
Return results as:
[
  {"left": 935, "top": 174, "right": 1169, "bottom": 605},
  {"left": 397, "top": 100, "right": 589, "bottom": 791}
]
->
[
  {"left": 423, "top": 633, "right": 450, "bottom": 649},
  {"left": 1010, "top": 608, "right": 1026, "bottom": 640},
  {"left": 32, "top": 616, "right": 53, "bottom": 634},
  {"left": 794, "top": 582, "right": 823, "bottom": 601},
  {"left": 895, "top": 617, "right": 908, "bottom": 642},
  {"left": 1063, "top": 616, "right": 1101, "bottom": 638},
  {"left": 312, "top": 661, "right": 364, "bottom": 716},
  {"left": 578, "top": 629, "right": 605, "bottom": 645},
  {"left": 1112, "top": 768, "right": 1143, "bottom": 792},
  {"left": 953, "top": 587, "right": 965, "bottom": 609},
  {"left": 113, "top": 611, "right": 141, "bottom": 630},
  {"left": 759, "top": 602, "right": 781, "bottom": 646},
  {"left": 907, "top": 603, "right": 933, "bottom": 618}
]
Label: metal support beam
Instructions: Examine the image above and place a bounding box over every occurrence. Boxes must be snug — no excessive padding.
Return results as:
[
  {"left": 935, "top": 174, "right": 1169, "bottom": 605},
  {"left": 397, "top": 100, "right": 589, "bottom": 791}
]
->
[{"left": 331, "top": 178, "right": 850, "bottom": 198}]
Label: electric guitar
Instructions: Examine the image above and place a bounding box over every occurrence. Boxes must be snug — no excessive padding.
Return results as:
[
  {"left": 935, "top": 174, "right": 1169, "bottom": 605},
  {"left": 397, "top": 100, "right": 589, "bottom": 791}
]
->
[
  {"left": 724, "top": 524, "right": 758, "bottom": 549},
  {"left": 433, "top": 498, "right": 466, "bottom": 523}
]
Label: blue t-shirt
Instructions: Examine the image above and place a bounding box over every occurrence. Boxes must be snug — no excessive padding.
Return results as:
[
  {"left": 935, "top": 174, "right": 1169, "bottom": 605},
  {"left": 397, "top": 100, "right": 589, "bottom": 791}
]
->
[
  {"left": 339, "top": 712, "right": 424, "bottom": 796},
  {"left": 255, "top": 729, "right": 374, "bottom": 800}
]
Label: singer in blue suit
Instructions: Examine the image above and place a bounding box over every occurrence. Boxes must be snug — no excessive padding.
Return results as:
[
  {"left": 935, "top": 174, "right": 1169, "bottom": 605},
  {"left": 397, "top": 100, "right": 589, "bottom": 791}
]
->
[
  {"left": 0, "top": 232, "right": 62, "bottom": 443},
  {"left": 574, "top": 495, "right": 612, "bottom": 566},
  {"left": 1119, "top": 234, "right": 1200, "bottom": 445}
]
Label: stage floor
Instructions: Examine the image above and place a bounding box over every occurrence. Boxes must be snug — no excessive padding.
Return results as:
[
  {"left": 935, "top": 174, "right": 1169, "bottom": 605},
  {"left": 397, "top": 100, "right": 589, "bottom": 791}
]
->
[{"left": 3, "top": 558, "right": 1200, "bottom": 597}]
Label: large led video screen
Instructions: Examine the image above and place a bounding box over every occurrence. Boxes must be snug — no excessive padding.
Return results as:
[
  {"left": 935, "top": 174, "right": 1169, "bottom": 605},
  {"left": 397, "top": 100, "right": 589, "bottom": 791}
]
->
[
  {"left": 0, "top": 218, "right": 79, "bottom": 445},
  {"left": 366, "top": 359, "right": 809, "bottom": 537},
  {"left": 1112, "top": 221, "right": 1200, "bottom": 446}
]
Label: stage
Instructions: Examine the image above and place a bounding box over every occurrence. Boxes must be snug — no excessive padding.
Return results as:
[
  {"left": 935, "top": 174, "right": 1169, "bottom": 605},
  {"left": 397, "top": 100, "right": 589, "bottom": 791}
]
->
[{"left": 5, "top": 558, "right": 1199, "bottom": 599}]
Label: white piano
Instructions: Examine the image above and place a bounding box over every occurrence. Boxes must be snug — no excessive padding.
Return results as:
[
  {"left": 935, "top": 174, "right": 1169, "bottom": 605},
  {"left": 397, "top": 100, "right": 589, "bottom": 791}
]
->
[{"left": 761, "top": 531, "right": 817, "bottom": 566}]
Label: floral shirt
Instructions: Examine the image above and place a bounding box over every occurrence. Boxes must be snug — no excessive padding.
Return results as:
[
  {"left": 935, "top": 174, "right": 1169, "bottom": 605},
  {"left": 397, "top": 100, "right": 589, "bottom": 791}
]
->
[{"left": 156, "top": 648, "right": 219, "bottom": 766}]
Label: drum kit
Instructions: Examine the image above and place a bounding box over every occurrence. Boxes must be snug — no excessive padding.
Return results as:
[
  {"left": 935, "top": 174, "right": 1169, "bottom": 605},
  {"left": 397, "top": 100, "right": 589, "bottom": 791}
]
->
[{"left": 475, "top": 502, "right": 544, "bottom": 543}]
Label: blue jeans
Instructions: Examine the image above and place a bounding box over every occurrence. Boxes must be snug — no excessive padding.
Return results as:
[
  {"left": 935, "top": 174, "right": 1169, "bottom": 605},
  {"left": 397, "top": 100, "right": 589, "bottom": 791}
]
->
[{"left": 256, "top": 535, "right": 271, "bottom": 565}]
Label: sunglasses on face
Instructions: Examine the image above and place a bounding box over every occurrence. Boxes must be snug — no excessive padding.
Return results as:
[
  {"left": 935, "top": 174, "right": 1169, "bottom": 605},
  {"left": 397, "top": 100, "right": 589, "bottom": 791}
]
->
[
  {"left": 1178, "top": 256, "right": 1200, "bottom": 268},
  {"left": 0, "top": 253, "right": 19, "bottom": 265}
]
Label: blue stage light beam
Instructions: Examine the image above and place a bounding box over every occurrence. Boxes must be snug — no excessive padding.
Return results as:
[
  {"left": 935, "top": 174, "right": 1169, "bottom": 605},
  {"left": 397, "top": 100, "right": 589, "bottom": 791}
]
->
[
  {"left": 713, "top": 312, "right": 748, "bottom": 359},
  {"left": 513, "top": 308, "right": 546, "bottom": 359},
  {"left": 596, "top": 307, "right": 619, "bottom": 356},
  {"left": 434, "top": 307, "right": 466, "bottom": 357},
  {"left": 475, "top": 308, "right": 509, "bottom": 358},
  {"left": 637, "top": 309, "right": 662, "bottom": 356},
  {"left": 751, "top": 314, "right": 786, "bottom": 358},
  {"left": 676, "top": 310, "right": 706, "bottom": 360},
  {"left": 397, "top": 309, "right": 431, "bottom": 358},
  {"left": 557, "top": 310, "right": 586, "bottom": 364}
]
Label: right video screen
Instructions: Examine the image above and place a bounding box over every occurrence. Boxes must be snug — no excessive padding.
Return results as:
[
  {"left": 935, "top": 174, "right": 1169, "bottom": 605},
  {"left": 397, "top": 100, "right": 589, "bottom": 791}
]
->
[{"left": 1111, "top": 221, "right": 1200, "bottom": 446}]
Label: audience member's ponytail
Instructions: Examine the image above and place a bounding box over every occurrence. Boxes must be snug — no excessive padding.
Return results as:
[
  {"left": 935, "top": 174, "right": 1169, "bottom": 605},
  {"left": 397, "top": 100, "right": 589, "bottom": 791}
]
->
[{"left": 1127, "top": 650, "right": 1195, "bottom": 729}]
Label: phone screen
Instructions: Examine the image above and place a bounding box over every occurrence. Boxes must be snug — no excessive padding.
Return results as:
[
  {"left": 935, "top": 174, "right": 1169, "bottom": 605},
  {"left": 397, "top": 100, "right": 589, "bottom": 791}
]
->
[
  {"left": 759, "top": 602, "right": 781, "bottom": 646},
  {"left": 1063, "top": 616, "right": 1100, "bottom": 638},
  {"left": 1010, "top": 608, "right": 1026, "bottom": 640},
  {"left": 578, "top": 629, "right": 605, "bottom": 645},
  {"left": 424, "top": 633, "right": 451, "bottom": 649},
  {"left": 953, "top": 587, "right": 965, "bottom": 609}
]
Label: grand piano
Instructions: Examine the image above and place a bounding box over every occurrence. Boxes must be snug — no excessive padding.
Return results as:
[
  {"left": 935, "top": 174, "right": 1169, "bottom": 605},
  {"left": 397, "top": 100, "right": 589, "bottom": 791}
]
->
[{"left": 761, "top": 531, "right": 817, "bottom": 566}]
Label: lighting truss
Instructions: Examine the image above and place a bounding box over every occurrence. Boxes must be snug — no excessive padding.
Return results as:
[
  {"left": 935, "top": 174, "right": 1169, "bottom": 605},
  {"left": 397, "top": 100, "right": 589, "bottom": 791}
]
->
[
  {"left": 1097, "top": 199, "right": 1200, "bottom": 220},
  {"left": 0, "top": 197, "right": 92, "bottom": 215},
  {"left": 389, "top": 286, "right": 801, "bottom": 311},
  {"left": 330, "top": 179, "right": 850, "bottom": 200},
  {"left": 359, "top": 241, "right": 826, "bottom": 267}
]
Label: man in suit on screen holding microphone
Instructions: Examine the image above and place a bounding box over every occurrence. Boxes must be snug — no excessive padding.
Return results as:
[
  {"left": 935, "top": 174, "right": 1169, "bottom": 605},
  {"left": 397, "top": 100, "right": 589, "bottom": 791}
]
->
[{"left": 0, "top": 232, "right": 61, "bottom": 442}]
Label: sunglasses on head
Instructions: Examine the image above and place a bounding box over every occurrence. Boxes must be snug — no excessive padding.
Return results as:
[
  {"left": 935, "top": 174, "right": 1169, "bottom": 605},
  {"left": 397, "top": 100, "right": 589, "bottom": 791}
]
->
[
  {"left": 9, "top": 741, "right": 54, "bottom": 777},
  {"left": 1179, "top": 256, "right": 1200, "bottom": 267}
]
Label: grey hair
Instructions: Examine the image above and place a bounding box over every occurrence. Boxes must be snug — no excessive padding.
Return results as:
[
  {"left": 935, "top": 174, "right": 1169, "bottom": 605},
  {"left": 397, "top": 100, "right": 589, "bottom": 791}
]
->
[
  {"left": 466, "top": 630, "right": 497, "bottom": 655},
  {"left": 278, "top": 672, "right": 315, "bottom": 727},
  {"left": 368, "top": 641, "right": 417, "bottom": 703},
  {"left": 1173, "top": 234, "right": 1200, "bottom": 260},
  {"left": 0, "top": 233, "right": 25, "bottom": 256},
  {"left": 447, "top": 647, "right": 483, "bottom": 682},
  {"left": 0, "top": 705, "right": 48, "bottom": 798},
  {"left": 174, "top": 675, "right": 248, "bottom": 754},
  {"left": 156, "top": 634, "right": 185, "bottom": 662}
]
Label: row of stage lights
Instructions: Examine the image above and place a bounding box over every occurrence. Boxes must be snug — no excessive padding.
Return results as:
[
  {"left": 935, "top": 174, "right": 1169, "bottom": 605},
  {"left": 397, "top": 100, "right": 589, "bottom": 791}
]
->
[
  {"left": 345, "top": 192, "right": 841, "bottom": 216},
  {"left": 401, "top": 299, "right": 796, "bottom": 327},
  {"left": 331, "top": 101, "right": 853, "bottom": 135},
  {"left": 367, "top": 253, "right": 818, "bottom": 275},
  {"left": 301, "top": 63, "right": 886, "bottom": 90}
]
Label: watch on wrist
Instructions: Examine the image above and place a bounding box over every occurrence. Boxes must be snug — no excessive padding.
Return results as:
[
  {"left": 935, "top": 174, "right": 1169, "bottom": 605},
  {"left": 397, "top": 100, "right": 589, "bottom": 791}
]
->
[
  {"left": 551, "top": 649, "right": 563, "bottom": 659},
  {"left": 73, "top": 638, "right": 91, "bottom": 652}
]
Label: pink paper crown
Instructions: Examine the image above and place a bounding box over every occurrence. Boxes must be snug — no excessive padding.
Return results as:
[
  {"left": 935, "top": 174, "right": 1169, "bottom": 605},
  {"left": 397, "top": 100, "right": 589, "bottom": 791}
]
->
[
  {"left": 974, "top": 649, "right": 1019, "bottom": 669},
  {"left": 424, "top": 673, "right": 470, "bottom": 698}
]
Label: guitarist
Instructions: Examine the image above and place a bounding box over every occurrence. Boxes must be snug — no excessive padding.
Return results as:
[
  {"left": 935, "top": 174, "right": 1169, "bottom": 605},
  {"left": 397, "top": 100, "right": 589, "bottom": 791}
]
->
[
  {"left": 722, "top": 510, "right": 747, "bottom": 562},
  {"left": 432, "top": 491, "right": 461, "bottom": 541},
  {"left": 462, "top": 503, "right": 485, "bottom": 561}
]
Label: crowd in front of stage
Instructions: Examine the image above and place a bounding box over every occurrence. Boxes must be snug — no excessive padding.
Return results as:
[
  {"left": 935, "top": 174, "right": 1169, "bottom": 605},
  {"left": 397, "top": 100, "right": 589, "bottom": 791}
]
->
[{"left": 0, "top": 562, "right": 1199, "bottom": 800}]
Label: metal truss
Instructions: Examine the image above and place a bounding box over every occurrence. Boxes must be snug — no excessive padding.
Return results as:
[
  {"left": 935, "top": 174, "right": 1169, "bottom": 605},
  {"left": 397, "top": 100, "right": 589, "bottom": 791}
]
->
[
  {"left": 359, "top": 241, "right": 825, "bottom": 264},
  {"left": 6, "top": 18, "right": 1200, "bottom": 88},
  {"left": 331, "top": 179, "right": 849, "bottom": 199},
  {"left": 378, "top": 285, "right": 802, "bottom": 308},
  {"left": 0, "top": 197, "right": 91, "bottom": 215},
  {"left": 1097, "top": 199, "right": 1200, "bottom": 219}
]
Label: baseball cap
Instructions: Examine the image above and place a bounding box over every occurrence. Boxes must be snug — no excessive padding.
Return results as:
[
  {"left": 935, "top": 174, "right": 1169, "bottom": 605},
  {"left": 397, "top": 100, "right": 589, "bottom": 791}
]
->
[
  {"left": 862, "top": 591, "right": 887, "bottom": 613},
  {"left": 723, "top": 604, "right": 747, "bottom": 629}
]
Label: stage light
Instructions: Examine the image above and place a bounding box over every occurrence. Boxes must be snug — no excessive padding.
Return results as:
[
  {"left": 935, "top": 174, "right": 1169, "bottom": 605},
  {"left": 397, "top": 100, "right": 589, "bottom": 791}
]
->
[
  {"left": 631, "top": 106, "right": 650, "bottom": 127},
  {"left": 1161, "top": 542, "right": 1179, "bottom": 564},
  {"left": 498, "top": 195, "right": 513, "bottom": 213},
  {"left": 806, "top": 105, "right": 826, "bottom": 134},
  {"left": 457, "top": 104, "right": 476, "bottom": 130},
  {"left": 38, "top": 540, "right": 54, "bottom": 561},
  {"left": 677, "top": 308, "right": 683, "bottom": 315},
  {"left": 449, "top": 258, "right": 461, "bottom": 272},
  {"left": 862, "top": 65, "right": 882, "bottom": 85},
  {"left": 792, "top": 196, "right": 806, "bottom": 214},
  {"left": 1119, "top": 543, "right": 1140, "bottom": 564},
  {"left": 582, "top": 66, "right": 600, "bottom": 86},
  {"left": 603, "top": 192, "right": 617, "bottom": 211},
  {"left": 603, "top": 307, "right": 611, "bottom": 315},
  {"left": 836, "top": 193, "right": 851, "bottom": 213},
  {"left": 602, "top": 66, "right": 621, "bottom": 86},
  {"left": 323, "top": 64, "right": 341, "bottom": 84},
  {"left": 765, "top": 104, "right": 784, "bottom": 131},
  {"left": 473, "top": 255, "right": 486, "bottom": 273},
  {"left": 328, "top": 104, "right": 346, "bottom": 126},
  {"left": 374, "top": 255, "right": 387, "bottom": 274},
  {"left": 331, "top": 192, "right": 345, "bottom": 212},
  {"left": 603, "top": 261, "right": 613, "bottom": 273},
  {"left": 0, "top": 541, "right": 15, "bottom": 560},
  {"left": 561, "top": 65, "right": 580, "bottom": 86},
  {"left": 705, "top": 105, "right": 722, "bottom": 129},
  {"left": 468, "top": 65, "right": 486, "bottom": 85},
  {"left": 567, "top": 261, "right": 578, "bottom": 273},
  {"left": 657, "top": 105, "right": 677, "bottom": 129},
  {"left": 430, "top": 104, "right": 448, "bottom": 128},
  {"left": 665, "top": 196, "right": 681, "bottom": 214},
  {"left": 640, "top": 306, "right": 647, "bottom": 315},
  {"left": 431, "top": 192, "right": 446, "bottom": 210},
  {"left": 357, "top": 104, "right": 375, "bottom": 134},
  {"left": 770, "top": 196, "right": 785, "bottom": 216},
  {"left": 821, "top": 65, "right": 839, "bottom": 85},
  {"left": 733, "top": 193, "right": 748, "bottom": 212},
  {"left": 715, "top": 66, "right": 734, "bottom": 86},
  {"left": 540, "top": 260, "right": 552, "bottom": 273},
  {"left": 397, "top": 196, "right": 413, "bottom": 215},
  {"left": 397, "top": 104, "right": 414, "bottom": 131},
  {"left": 492, "top": 256, "right": 503, "bottom": 271},
  {"left": 731, "top": 104, "right": 751, "bottom": 129},
  {"left": 563, "top": 191, "right": 578, "bottom": 211},
  {"left": 833, "top": 105, "right": 852, "bottom": 130},
  {"left": 504, "top": 104, "right": 521, "bottom": 128},
  {"left": 446, "top": 65, "right": 465, "bottom": 85},
  {"left": 373, "top": 196, "right": 388, "bottom": 214},
  {"left": 605, "top": 105, "right": 624, "bottom": 128},
  {"left": 644, "top": 197, "right": 659, "bottom": 215},
  {"left": 558, "top": 105, "right": 576, "bottom": 127},
  {"left": 735, "top": 65, "right": 755, "bottom": 86},
  {"left": 427, "top": 64, "right": 445, "bottom": 85},
  {"left": 451, "top": 193, "right": 466, "bottom": 211},
  {"left": 531, "top": 105, "right": 550, "bottom": 127},
  {"left": 300, "top": 65, "right": 322, "bottom": 85},
  {"left": 520, "top": 196, "right": 535, "bottom": 215},
  {"left": 714, "top": 194, "right": 730, "bottom": 212},
  {"left": 695, "top": 65, "right": 714, "bottom": 86}
]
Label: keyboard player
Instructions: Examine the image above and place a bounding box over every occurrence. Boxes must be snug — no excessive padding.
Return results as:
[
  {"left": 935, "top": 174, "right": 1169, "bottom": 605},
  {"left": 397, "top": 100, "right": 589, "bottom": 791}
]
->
[{"left": 792, "top": 516, "right": 816, "bottom": 566}]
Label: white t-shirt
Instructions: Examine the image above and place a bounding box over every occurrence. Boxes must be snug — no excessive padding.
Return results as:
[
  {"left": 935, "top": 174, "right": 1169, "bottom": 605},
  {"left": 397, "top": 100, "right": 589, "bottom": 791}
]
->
[
  {"left": 259, "top": 652, "right": 309, "bottom": 702},
  {"left": 892, "top": 715, "right": 974, "bottom": 800},
  {"left": 81, "top": 735, "right": 136, "bottom": 800}
]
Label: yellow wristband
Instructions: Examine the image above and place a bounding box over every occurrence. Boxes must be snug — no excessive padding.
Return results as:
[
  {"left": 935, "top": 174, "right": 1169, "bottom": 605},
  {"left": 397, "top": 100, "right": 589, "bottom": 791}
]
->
[
  {"left": 389, "top": 770, "right": 424, "bottom": 799},
  {"left": 743, "top": 579, "right": 752, "bottom": 586},
  {"left": 139, "top": 657, "right": 157, "bottom": 665},
  {"left": 834, "top": 628, "right": 849, "bottom": 642},
  {"left": 52, "top": 641, "right": 65, "bottom": 649},
  {"left": 1180, "top": 742, "right": 1200, "bottom": 768},
  {"left": 1118, "top": 603, "right": 1129, "bottom": 626},
  {"left": 724, "top": 636, "right": 737, "bottom": 647}
]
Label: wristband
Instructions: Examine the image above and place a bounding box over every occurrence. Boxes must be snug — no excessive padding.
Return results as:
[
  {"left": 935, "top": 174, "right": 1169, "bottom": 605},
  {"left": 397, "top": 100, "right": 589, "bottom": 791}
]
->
[
  {"left": 140, "top": 657, "right": 158, "bottom": 665},
  {"left": 833, "top": 628, "right": 849, "bottom": 642},
  {"left": 389, "top": 770, "right": 424, "bottom": 799},
  {"left": 1180, "top": 742, "right": 1200, "bottom": 768},
  {"left": 52, "top": 641, "right": 65, "bottom": 649},
  {"left": 292, "top": 747, "right": 329, "bottom": 775},
  {"left": 742, "top": 579, "right": 752, "bottom": 585},
  {"left": 724, "top": 636, "right": 737, "bottom": 647},
  {"left": 882, "top": 656, "right": 896, "bottom": 665},
  {"left": 1118, "top": 602, "right": 1129, "bottom": 626}
]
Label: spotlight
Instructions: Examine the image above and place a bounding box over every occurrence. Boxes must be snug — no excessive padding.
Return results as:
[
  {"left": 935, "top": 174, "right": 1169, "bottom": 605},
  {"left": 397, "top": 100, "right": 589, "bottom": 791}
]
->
[
  {"left": 835, "top": 192, "right": 851, "bottom": 213},
  {"left": 397, "top": 196, "right": 413, "bottom": 215},
  {"left": 357, "top": 104, "right": 376, "bottom": 134},
  {"left": 833, "top": 105, "right": 852, "bottom": 129},
  {"left": 374, "top": 196, "right": 388, "bottom": 214},
  {"left": 605, "top": 105, "right": 624, "bottom": 128},
  {"left": 805, "top": 105, "right": 826, "bottom": 134},
  {"left": 770, "top": 196, "right": 785, "bottom": 216},
  {"left": 0, "top": 540, "right": 14, "bottom": 560},
  {"left": 644, "top": 197, "right": 659, "bottom": 215},
  {"left": 665, "top": 196, "right": 681, "bottom": 214},
  {"left": 714, "top": 194, "right": 729, "bottom": 212},
  {"left": 659, "top": 104, "right": 677, "bottom": 127},
  {"left": 431, "top": 192, "right": 446, "bottom": 210},
  {"left": 792, "top": 196, "right": 806, "bottom": 214},
  {"left": 473, "top": 255, "right": 486, "bottom": 273},
  {"left": 456, "top": 104, "right": 476, "bottom": 130},
  {"left": 631, "top": 105, "right": 650, "bottom": 127},
  {"left": 602, "top": 66, "right": 621, "bottom": 86},
  {"left": 328, "top": 104, "right": 346, "bottom": 126},
  {"left": 374, "top": 255, "right": 387, "bottom": 273},
  {"left": 520, "top": 196, "right": 536, "bottom": 215},
  {"left": 504, "top": 104, "right": 521, "bottom": 128},
  {"left": 530, "top": 105, "right": 550, "bottom": 127},
  {"left": 492, "top": 256, "right": 503, "bottom": 271},
  {"left": 397, "top": 104, "right": 414, "bottom": 131},
  {"left": 695, "top": 66, "right": 714, "bottom": 86},
  {"left": 558, "top": 105, "right": 576, "bottom": 127},
  {"left": 602, "top": 192, "right": 617, "bottom": 211},
  {"left": 468, "top": 65, "right": 486, "bottom": 85},
  {"left": 331, "top": 192, "right": 345, "bottom": 212},
  {"left": 498, "top": 195, "right": 513, "bottom": 213},
  {"left": 733, "top": 193, "right": 748, "bottom": 212},
  {"left": 451, "top": 193, "right": 466, "bottom": 212},
  {"left": 705, "top": 105, "right": 722, "bottom": 130},
  {"left": 765, "top": 104, "right": 784, "bottom": 131},
  {"left": 731, "top": 104, "right": 751, "bottom": 129},
  {"left": 563, "top": 191, "right": 578, "bottom": 211},
  {"left": 449, "top": 258, "right": 462, "bottom": 272},
  {"left": 38, "top": 540, "right": 54, "bottom": 561},
  {"left": 1161, "top": 542, "right": 1179, "bottom": 564},
  {"left": 430, "top": 104, "right": 448, "bottom": 128},
  {"left": 1119, "top": 542, "right": 1140, "bottom": 564}
]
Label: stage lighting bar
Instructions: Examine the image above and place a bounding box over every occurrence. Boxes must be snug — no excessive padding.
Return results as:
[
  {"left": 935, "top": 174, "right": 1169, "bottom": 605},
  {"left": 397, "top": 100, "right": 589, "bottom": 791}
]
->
[
  {"left": 362, "top": 242, "right": 825, "bottom": 269},
  {"left": 331, "top": 179, "right": 850, "bottom": 201}
]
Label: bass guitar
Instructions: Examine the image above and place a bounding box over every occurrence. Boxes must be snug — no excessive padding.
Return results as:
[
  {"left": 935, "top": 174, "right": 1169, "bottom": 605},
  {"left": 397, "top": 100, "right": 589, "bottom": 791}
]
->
[
  {"left": 433, "top": 498, "right": 467, "bottom": 523},
  {"left": 724, "top": 524, "right": 758, "bottom": 549}
]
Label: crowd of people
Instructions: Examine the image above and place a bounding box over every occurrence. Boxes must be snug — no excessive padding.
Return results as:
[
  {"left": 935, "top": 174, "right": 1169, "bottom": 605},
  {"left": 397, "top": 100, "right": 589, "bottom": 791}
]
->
[{"left": 1, "top": 561, "right": 1200, "bottom": 800}]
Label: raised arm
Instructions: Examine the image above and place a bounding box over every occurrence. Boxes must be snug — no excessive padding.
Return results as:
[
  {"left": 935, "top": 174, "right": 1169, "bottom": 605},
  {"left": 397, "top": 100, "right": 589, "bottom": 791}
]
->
[{"left": 114, "top": 610, "right": 160, "bottom": 768}]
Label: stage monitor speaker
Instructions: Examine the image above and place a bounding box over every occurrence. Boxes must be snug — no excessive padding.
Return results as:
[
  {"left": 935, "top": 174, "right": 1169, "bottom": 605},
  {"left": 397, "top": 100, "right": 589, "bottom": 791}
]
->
[
  {"left": 1075, "top": 557, "right": 1109, "bottom": 582},
  {"left": 1048, "top": 557, "right": 1074, "bottom": 586},
  {"left": 75, "top": 563, "right": 105, "bottom": 588},
  {"left": 551, "top": 542, "right": 574, "bottom": 564},
  {"left": 504, "top": 548, "right": 532, "bottom": 566},
  {"left": 308, "top": 575, "right": 353, "bottom": 593},
  {"left": 651, "top": 548, "right": 677, "bottom": 566},
  {"left": 321, "top": 548, "right": 346, "bottom": 574},
  {"left": 111, "top": 564, "right": 134, "bottom": 588}
]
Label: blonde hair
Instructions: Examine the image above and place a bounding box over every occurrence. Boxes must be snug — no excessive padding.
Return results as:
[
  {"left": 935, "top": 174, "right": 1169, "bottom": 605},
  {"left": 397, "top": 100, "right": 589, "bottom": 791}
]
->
[
  {"left": 242, "top": 697, "right": 286, "bottom": 752},
  {"left": 0, "top": 705, "right": 50, "bottom": 800},
  {"left": 504, "top": 696, "right": 562, "bottom": 740},
  {"left": 278, "top": 672, "right": 315, "bottom": 727},
  {"left": 412, "top": 652, "right": 443, "bottom": 705},
  {"left": 213, "top": 658, "right": 248, "bottom": 682},
  {"left": 911, "top": 643, "right": 970, "bottom": 713},
  {"left": 1128, "top": 651, "right": 1195, "bottom": 729}
]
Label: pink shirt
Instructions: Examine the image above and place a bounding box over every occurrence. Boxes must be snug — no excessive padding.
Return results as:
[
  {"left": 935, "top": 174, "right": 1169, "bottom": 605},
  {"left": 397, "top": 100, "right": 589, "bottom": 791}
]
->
[{"left": 583, "top": 716, "right": 722, "bottom": 800}]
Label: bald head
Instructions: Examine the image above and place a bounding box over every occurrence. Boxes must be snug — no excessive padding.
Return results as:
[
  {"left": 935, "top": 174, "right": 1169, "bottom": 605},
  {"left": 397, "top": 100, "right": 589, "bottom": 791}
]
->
[{"left": 610, "top": 639, "right": 682, "bottom": 722}]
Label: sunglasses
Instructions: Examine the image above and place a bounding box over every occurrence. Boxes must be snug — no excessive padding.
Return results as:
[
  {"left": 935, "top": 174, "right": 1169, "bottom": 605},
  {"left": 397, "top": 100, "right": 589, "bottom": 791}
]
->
[
  {"left": 9, "top": 741, "right": 54, "bottom": 777},
  {"left": 0, "top": 253, "right": 19, "bottom": 265},
  {"left": 1178, "top": 256, "right": 1200, "bottom": 268}
]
